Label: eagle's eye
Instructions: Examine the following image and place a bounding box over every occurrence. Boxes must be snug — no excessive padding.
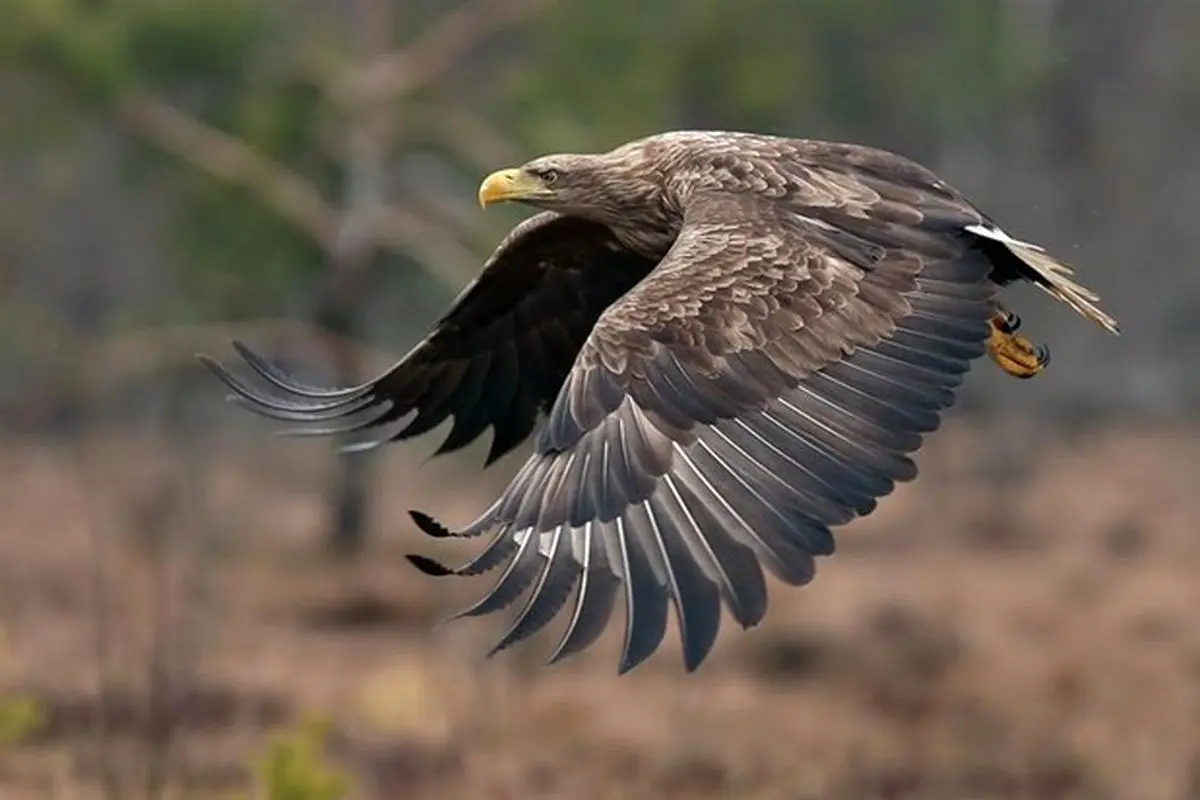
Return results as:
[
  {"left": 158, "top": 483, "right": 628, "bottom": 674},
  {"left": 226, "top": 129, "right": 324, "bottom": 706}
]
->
[{"left": 532, "top": 167, "right": 561, "bottom": 186}]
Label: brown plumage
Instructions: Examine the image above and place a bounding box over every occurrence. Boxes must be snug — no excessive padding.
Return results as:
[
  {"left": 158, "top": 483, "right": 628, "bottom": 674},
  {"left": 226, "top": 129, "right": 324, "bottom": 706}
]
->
[{"left": 202, "top": 130, "right": 1118, "bottom": 673}]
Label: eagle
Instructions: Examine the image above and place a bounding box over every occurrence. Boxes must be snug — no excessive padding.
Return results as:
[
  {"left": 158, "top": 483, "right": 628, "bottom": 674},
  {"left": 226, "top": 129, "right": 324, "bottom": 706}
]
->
[{"left": 203, "top": 131, "right": 1118, "bottom": 674}]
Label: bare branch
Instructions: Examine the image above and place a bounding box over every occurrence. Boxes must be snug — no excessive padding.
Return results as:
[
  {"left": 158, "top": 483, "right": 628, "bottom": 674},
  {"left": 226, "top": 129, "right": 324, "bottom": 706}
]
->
[
  {"left": 113, "top": 92, "right": 338, "bottom": 250},
  {"left": 110, "top": 91, "right": 477, "bottom": 290},
  {"left": 331, "top": 0, "right": 552, "bottom": 108},
  {"left": 405, "top": 102, "right": 526, "bottom": 172},
  {"left": 369, "top": 205, "right": 478, "bottom": 290},
  {"left": 393, "top": 180, "right": 506, "bottom": 255}
]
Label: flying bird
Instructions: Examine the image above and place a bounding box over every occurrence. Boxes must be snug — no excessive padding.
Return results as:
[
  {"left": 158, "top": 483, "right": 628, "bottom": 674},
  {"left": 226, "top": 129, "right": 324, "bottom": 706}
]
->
[{"left": 202, "top": 131, "right": 1119, "bottom": 674}]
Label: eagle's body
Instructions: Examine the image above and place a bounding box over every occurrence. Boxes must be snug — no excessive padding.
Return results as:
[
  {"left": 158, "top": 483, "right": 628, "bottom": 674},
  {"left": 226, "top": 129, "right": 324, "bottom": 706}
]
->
[{"left": 205, "top": 130, "right": 1117, "bottom": 673}]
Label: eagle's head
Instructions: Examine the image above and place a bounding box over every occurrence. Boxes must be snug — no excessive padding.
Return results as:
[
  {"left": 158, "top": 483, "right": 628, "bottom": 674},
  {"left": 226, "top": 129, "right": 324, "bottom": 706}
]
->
[{"left": 477, "top": 146, "right": 669, "bottom": 227}]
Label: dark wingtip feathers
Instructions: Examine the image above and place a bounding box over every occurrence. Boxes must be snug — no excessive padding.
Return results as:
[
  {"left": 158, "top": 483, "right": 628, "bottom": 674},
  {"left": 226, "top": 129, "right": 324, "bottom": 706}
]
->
[
  {"left": 405, "top": 554, "right": 456, "bottom": 577},
  {"left": 406, "top": 511, "right": 465, "bottom": 575},
  {"left": 409, "top": 509, "right": 460, "bottom": 539}
]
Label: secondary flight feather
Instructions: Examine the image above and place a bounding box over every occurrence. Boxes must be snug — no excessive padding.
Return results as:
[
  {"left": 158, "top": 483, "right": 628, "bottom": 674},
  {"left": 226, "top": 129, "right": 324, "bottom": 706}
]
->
[{"left": 202, "top": 130, "right": 1118, "bottom": 673}]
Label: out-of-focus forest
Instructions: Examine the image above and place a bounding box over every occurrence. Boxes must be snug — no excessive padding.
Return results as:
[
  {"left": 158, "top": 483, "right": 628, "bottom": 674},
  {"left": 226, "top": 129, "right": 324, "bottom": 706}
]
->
[{"left": 0, "top": 1, "right": 1197, "bottom": 798}]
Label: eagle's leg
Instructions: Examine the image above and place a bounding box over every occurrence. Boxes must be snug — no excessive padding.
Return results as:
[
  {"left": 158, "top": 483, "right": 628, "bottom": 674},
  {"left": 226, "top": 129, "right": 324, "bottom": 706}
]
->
[{"left": 987, "top": 306, "right": 1050, "bottom": 379}]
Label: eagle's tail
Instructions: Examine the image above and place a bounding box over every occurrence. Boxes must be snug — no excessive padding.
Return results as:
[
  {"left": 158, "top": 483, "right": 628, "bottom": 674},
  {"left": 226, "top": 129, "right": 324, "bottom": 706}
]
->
[{"left": 966, "top": 224, "right": 1120, "bottom": 335}]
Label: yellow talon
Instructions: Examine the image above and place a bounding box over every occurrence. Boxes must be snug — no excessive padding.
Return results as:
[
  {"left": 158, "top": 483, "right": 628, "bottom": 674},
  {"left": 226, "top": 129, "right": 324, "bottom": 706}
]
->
[{"left": 987, "top": 308, "right": 1050, "bottom": 379}]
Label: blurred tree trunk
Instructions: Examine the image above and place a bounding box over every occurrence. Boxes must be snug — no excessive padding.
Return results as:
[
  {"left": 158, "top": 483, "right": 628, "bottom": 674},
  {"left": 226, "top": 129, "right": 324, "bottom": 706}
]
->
[
  {"left": 320, "top": 0, "right": 394, "bottom": 556},
  {"left": 314, "top": 284, "right": 374, "bottom": 557}
]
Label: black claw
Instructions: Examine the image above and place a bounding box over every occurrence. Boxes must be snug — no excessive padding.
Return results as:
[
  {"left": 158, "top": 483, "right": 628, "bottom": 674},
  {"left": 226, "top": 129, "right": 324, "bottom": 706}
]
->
[
  {"left": 409, "top": 509, "right": 459, "bottom": 539},
  {"left": 1037, "top": 344, "right": 1051, "bottom": 366},
  {"left": 405, "top": 554, "right": 456, "bottom": 577},
  {"left": 997, "top": 309, "right": 1021, "bottom": 334}
]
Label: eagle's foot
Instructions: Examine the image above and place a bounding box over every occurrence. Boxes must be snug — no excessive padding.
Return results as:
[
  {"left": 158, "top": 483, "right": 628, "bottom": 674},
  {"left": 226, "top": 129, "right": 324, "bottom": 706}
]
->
[{"left": 988, "top": 309, "right": 1050, "bottom": 379}]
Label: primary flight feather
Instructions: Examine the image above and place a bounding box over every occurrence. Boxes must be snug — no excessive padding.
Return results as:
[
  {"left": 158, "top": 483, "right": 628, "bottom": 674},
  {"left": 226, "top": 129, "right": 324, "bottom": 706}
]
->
[{"left": 202, "top": 130, "right": 1118, "bottom": 673}]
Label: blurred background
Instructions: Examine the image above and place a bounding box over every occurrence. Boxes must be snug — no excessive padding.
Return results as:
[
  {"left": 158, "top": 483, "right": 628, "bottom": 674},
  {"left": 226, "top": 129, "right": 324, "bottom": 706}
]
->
[{"left": 0, "top": 1, "right": 1198, "bottom": 798}]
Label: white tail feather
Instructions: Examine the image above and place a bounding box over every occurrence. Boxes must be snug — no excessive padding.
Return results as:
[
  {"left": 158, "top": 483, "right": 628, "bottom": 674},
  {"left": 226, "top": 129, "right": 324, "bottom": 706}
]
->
[{"left": 965, "top": 224, "right": 1119, "bottom": 335}]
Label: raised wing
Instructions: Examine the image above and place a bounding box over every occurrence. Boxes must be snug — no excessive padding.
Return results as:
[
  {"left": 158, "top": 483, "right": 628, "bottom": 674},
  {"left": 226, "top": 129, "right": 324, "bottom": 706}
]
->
[
  {"left": 411, "top": 192, "right": 998, "bottom": 673},
  {"left": 202, "top": 212, "right": 658, "bottom": 464}
]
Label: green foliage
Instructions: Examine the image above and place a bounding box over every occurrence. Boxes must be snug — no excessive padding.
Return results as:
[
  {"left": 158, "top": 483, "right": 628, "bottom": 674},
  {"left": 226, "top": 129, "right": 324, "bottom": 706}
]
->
[
  {"left": 163, "top": 71, "right": 333, "bottom": 320},
  {"left": 1, "top": 0, "right": 332, "bottom": 321},
  {"left": 0, "top": 630, "right": 45, "bottom": 748},
  {"left": 0, "top": 0, "right": 266, "bottom": 106},
  {"left": 0, "top": 695, "right": 45, "bottom": 746},
  {"left": 503, "top": 0, "right": 1046, "bottom": 155},
  {"left": 238, "top": 718, "right": 350, "bottom": 800}
]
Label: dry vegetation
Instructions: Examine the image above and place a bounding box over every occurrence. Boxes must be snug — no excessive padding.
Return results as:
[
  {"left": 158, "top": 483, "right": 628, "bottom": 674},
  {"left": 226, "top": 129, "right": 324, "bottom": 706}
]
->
[{"left": 0, "top": 420, "right": 1197, "bottom": 799}]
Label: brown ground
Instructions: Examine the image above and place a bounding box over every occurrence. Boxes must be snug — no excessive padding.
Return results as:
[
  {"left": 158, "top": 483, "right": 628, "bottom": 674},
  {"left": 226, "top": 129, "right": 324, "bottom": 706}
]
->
[{"left": 0, "top": 419, "right": 1197, "bottom": 799}]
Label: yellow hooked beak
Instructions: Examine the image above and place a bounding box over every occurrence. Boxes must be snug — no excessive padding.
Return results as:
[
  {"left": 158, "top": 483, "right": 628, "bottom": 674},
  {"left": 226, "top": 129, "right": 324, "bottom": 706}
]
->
[{"left": 477, "top": 167, "right": 553, "bottom": 208}]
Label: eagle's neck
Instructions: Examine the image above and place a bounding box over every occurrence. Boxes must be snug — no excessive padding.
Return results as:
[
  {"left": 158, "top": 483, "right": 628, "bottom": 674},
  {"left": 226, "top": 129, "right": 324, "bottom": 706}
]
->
[
  {"left": 606, "top": 213, "right": 680, "bottom": 261},
  {"left": 587, "top": 180, "right": 682, "bottom": 260},
  {"left": 553, "top": 158, "right": 681, "bottom": 260}
]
